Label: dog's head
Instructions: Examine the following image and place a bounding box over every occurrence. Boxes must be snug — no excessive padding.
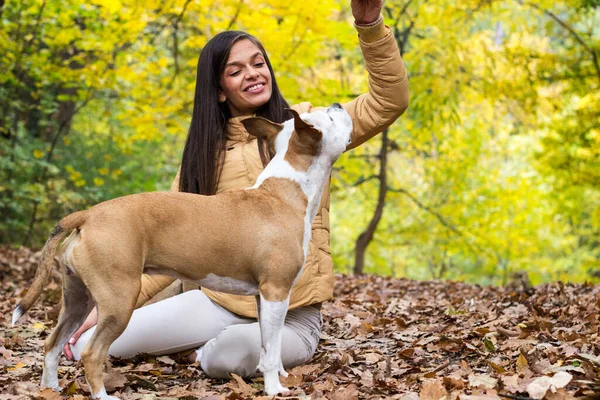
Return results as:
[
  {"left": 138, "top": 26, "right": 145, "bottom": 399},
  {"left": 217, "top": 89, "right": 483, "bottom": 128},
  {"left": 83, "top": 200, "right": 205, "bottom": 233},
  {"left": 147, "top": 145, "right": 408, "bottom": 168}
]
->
[{"left": 242, "top": 104, "right": 352, "bottom": 170}]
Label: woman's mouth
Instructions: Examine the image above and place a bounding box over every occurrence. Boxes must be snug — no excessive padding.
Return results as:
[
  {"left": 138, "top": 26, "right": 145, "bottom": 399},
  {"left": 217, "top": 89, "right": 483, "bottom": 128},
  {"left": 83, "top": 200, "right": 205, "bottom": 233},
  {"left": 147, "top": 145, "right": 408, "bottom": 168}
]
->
[{"left": 244, "top": 83, "right": 265, "bottom": 93}]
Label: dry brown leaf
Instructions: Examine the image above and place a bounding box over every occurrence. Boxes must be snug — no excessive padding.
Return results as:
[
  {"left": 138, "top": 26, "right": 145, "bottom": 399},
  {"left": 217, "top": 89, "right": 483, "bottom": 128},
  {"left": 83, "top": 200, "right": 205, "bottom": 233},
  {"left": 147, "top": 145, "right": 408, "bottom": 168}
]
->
[
  {"left": 501, "top": 374, "right": 522, "bottom": 393},
  {"left": 156, "top": 355, "right": 176, "bottom": 365},
  {"left": 286, "top": 364, "right": 319, "bottom": 376},
  {"left": 35, "top": 388, "right": 62, "bottom": 400},
  {"left": 400, "top": 392, "right": 420, "bottom": 400},
  {"left": 420, "top": 379, "right": 448, "bottom": 400},
  {"left": 364, "top": 352, "right": 381, "bottom": 363},
  {"left": 545, "top": 388, "right": 576, "bottom": 400},
  {"left": 228, "top": 373, "right": 256, "bottom": 396},
  {"left": 103, "top": 371, "right": 127, "bottom": 392},
  {"left": 487, "top": 361, "right": 506, "bottom": 374},
  {"left": 526, "top": 372, "right": 573, "bottom": 399},
  {"left": 468, "top": 374, "right": 498, "bottom": 389},
  {"left": 516, "top": 353, "right": 529, "bottom": 372},
  {"left": 279, "top": 372, "right": 303, "bottom": 387},
  {"left": 330, "top": 383, "right": 358, "bottom": 400},
  {"left": 443, "top": 375, "right": 465, "bottom": 390},
  {"left": 360, "top": 369, "right": 374, "bottom": 387}
]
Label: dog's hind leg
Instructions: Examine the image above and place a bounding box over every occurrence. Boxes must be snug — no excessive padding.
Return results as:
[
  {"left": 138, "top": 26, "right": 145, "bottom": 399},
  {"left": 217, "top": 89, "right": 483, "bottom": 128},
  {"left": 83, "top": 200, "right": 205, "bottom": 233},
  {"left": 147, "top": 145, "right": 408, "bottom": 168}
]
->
[
  {"left": 81, "top": 278, "right": 139, "bottom": 400},
  {"left": 42, "top": 273, "right": 94, "bottom": 391}
]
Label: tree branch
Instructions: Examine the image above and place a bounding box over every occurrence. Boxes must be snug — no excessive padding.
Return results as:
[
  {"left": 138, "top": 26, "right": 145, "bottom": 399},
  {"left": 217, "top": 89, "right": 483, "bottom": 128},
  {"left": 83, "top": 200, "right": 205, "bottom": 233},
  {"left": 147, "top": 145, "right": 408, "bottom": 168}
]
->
[
  {"left": 388, "top": 186, "right": 487, "bottom": 256},
  {"left": 354, "top": 129, "right": 389, "bottom": 274},
  {"left": 23, "top": 0, "right": 46, "bottom": 51},
  {"left": 226, "top": 0, "right": 244, "bottom": 30},
  {"left": 522, "top": 1, "right": 600, "bottom": 86},
  {"left": 352, "top": 175, "right": 378, "bottom": 187}
]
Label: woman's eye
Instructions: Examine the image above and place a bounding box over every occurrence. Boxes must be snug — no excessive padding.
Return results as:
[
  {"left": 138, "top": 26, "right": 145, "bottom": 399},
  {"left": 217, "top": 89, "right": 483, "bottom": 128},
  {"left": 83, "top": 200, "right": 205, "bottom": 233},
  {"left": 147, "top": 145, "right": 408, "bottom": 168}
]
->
[
  {"left": 254, "top": 62, "right": 265, "bottom": 68},
  {"left": 230, "top": 71, "right": 241, "bottom": 76}
]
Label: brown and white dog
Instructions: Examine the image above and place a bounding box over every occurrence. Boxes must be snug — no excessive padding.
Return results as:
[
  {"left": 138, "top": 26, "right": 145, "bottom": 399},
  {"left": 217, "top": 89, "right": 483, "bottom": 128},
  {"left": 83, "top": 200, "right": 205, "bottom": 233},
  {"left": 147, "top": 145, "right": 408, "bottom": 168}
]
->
[{"left": 12, "top": 104, "right": 352, "bottom": 398}]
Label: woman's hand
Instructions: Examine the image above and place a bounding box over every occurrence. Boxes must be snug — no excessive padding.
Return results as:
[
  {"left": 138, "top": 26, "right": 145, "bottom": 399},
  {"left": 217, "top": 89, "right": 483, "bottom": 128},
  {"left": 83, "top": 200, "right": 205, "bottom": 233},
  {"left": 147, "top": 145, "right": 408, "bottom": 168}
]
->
[
  {"left": 63, "top": 307, "right": 98, "bottom": 360},
  {"left": 351, "top": 0, "right": 383, "bottom": 25}
]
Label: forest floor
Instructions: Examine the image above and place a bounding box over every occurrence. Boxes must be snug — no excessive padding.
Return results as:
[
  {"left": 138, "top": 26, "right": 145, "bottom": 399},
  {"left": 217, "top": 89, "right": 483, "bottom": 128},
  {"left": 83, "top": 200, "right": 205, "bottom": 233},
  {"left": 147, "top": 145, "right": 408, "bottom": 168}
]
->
[{"left": 1, "top": 245, "right": 599, "bottom": 399}]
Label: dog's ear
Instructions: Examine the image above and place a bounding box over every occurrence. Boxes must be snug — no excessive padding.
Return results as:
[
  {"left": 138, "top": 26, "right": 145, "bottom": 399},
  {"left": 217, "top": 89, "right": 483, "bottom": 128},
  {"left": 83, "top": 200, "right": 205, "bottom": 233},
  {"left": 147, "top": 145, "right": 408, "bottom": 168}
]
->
[
  {"left": 286, "top": 108, "right": 322, "bottom": 141},
  {"left": 241, "top": 117, "right": 283, "bottom": 141}
]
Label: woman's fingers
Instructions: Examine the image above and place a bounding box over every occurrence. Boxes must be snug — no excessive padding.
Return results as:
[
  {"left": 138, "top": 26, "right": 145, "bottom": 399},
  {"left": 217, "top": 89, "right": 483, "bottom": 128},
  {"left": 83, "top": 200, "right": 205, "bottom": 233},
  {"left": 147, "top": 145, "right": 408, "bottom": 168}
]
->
[
  {"left": 351, "top": 0, "right": 383, "bottom": 25},
  {"left": 63, "top": 340, "right": 74, "bottom": 360},
  {"left": 62, "top": 308, "right": 98, "bottom": 360}
]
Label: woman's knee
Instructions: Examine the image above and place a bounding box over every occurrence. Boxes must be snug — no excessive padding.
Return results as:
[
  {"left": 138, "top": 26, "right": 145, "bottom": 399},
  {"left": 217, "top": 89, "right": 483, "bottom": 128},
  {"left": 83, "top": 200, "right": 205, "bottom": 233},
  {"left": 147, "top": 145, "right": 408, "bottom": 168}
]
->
[{"left": 200, "top": 324, "right": 261, "bottom": 379}]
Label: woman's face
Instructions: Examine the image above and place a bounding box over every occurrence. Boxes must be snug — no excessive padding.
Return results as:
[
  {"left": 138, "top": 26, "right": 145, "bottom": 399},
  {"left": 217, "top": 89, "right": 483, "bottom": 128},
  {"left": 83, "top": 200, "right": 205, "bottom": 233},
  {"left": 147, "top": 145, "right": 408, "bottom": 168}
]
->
[{"left": 219, "top": 39, "right": 273, "bottom": 117}]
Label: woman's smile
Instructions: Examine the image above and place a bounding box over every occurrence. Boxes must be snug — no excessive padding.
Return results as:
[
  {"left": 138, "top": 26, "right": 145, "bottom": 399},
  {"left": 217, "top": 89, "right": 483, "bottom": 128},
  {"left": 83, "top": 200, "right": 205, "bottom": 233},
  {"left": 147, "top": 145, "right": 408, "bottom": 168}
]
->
[{"left": 244, "top": 83, "right": 265, "bottom": 93}]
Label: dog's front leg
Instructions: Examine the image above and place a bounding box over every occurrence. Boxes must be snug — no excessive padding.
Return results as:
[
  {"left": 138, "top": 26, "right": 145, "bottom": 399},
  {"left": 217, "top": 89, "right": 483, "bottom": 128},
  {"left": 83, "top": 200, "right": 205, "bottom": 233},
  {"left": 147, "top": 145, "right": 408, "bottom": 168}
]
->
[{"left": 257, "top": 292, "right": 289, "bottom": 395}]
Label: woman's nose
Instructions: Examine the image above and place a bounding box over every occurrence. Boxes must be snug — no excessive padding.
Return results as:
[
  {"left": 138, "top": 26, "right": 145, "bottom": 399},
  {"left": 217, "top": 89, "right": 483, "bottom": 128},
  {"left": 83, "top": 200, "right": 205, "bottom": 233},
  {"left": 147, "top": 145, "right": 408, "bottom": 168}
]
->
[{"left": 246, "top": 68, "right": 260, "bottom": 79}]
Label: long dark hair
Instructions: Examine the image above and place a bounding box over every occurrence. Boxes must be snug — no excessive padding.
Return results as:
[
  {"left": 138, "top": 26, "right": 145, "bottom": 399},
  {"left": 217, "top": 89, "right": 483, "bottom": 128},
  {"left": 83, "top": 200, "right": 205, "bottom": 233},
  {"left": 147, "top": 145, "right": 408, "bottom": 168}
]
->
[{"left": 179, "top": 31, "right": 290, "bottom": 195}]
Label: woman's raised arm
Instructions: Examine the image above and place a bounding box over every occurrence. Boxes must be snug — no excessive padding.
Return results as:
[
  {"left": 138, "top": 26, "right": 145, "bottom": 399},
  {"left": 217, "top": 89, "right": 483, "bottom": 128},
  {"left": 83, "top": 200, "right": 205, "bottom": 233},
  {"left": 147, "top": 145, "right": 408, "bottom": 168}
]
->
[{"left": 344, "top": 0, "right": 409, "bottom": 150}]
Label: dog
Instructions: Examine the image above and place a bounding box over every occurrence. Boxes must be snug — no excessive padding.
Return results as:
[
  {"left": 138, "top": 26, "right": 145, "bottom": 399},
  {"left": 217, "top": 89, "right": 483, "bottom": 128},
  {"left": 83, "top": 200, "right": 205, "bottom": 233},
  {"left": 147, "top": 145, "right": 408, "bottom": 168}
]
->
[{"left": 12, "top": 104, "right": 353, "bottom": 398}]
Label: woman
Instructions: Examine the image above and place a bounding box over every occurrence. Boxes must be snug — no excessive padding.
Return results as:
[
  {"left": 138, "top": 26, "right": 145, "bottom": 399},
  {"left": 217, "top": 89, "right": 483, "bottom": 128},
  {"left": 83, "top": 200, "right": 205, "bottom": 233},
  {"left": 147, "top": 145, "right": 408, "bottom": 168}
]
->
[{"left": 64, "top": 0, "right": 408, "bottom": 379}]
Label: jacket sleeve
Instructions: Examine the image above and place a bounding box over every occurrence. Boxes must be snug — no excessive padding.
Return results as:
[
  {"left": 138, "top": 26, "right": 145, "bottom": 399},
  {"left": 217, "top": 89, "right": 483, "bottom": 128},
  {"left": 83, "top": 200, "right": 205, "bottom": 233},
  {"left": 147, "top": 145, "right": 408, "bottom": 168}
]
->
[
  {"left": 343, "top": 16, "right": 409, "bottom": 150},
  {"left": 134, "top": 168, "right": 181, "bottom": 308}
]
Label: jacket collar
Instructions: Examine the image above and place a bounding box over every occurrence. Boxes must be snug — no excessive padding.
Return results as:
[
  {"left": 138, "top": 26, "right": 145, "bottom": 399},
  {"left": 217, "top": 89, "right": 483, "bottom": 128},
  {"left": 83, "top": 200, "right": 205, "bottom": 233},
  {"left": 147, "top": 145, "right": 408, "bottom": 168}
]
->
[{"left": 227, "top": 114, "right": 256, "bottom": 142}]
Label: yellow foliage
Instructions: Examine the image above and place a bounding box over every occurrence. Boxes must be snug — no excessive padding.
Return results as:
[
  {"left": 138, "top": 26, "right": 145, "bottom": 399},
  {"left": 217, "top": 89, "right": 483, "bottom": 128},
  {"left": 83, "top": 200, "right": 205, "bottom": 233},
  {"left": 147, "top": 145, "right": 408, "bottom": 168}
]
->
[
  {"left": 93, "top": 177, "right": 105, "bottom": 186},
  {"left": 90, "top": 0, "right": 123, "bottom": 15}
]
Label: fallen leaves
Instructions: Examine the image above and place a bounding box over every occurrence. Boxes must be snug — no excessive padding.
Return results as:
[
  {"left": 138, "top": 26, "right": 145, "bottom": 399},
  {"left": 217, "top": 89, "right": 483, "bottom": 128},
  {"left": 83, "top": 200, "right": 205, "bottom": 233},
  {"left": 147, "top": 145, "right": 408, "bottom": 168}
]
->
[
  {"left": 1, "top": 246, "right": 599, "bottom": 399},
  {"left": 468, "top": 374, "right": 498, "bottom": 390},
  {"left": 103, "top": 371, "right": 127, "bottom": 392},
  {"left": 526, "top": 371, "right": 572, "bottom": 399}
]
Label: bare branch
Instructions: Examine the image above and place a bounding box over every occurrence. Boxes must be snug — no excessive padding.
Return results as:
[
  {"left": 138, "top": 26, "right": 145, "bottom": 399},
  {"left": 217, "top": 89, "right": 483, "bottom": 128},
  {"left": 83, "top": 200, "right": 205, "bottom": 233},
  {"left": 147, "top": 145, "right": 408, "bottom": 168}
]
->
[
  {"left": 352, "top": 175, "right": 378, "bottom": 187},
  {"left": 226, "top": 0, "right": 244, "bottom": 30},
  {"left": 347, "top": 153, "right": 379, "bottom": 160}
]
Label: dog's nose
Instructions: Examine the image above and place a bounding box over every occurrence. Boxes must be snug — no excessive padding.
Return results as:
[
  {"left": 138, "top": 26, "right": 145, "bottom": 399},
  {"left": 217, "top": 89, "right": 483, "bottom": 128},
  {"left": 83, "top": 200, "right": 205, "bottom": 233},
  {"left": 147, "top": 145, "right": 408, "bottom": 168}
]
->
[{"left": 330, "top": 102, "right": 342, "bottom": 110}]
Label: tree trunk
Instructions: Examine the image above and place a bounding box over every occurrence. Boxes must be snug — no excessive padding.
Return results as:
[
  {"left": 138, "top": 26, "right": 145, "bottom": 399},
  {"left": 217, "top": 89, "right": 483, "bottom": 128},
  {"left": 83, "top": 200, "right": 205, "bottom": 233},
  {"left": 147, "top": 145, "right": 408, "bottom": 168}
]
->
[{"left": 353, "top": 128, "right": 389, "bottom": 274}]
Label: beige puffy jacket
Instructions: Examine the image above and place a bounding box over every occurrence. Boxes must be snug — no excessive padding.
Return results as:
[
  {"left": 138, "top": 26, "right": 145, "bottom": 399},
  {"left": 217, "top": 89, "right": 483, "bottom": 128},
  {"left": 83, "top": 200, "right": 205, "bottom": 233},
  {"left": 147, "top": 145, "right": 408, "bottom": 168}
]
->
[{"left": 135, "top": 17, "right": 409, "bottom": 318}]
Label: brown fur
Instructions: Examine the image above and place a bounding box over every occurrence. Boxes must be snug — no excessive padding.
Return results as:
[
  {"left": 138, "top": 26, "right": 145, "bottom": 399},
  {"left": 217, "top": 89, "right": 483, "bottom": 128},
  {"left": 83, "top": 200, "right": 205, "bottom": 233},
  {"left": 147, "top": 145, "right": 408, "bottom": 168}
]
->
[
  {"left": 14, "top": 112, "right": 331, "bottom": 397},
  {"left": 284, "top": 130, "right": 321, "bottom": 171},
  {"left": 14, "top": 177, "right": 310, "bottom": 395}
]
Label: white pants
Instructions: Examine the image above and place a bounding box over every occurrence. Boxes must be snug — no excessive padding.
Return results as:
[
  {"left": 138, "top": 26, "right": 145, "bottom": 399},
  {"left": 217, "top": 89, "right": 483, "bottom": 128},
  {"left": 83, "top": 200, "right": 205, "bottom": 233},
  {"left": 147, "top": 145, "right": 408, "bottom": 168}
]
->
[{"left": 71, "top": 290, "right": 322, "bottom": 378}]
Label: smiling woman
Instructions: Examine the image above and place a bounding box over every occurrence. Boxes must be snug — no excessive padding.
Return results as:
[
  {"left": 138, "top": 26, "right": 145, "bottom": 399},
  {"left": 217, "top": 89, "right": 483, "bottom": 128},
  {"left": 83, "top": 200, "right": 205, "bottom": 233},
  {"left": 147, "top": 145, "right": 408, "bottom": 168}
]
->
[
  {"left": 218, "top": 41, "right": 273, "bottom": 117},
  {"left": 63, "top": 0, "right": 409, "bottom": 389},
  {"left": 180, "top": 30, "right": 291, "bottom": 197}
]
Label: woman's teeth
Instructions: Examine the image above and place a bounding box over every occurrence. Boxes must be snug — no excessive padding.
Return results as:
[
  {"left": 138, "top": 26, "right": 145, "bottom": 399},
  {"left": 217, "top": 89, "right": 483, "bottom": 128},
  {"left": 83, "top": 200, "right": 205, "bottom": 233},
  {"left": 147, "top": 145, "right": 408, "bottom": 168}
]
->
[{"left": 245, "top": 84, "right": 264, "bottom": 92}]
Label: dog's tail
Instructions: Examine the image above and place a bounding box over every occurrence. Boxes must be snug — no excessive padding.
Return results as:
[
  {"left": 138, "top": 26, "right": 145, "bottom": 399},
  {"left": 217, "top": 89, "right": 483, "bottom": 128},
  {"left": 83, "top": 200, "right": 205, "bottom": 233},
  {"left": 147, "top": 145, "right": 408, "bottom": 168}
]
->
[{"left": 12, "top": 211, "right": 87, "bottom": 326}]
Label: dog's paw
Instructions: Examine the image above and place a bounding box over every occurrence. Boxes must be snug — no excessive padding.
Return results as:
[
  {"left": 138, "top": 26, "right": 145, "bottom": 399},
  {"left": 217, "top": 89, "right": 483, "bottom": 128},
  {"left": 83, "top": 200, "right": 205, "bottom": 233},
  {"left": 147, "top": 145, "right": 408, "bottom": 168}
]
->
[
  {"left": 41, "top": 370, "right": 61, "bottom": 392},
  {"left": 40, "top": 384, "right": 62, "bottom": 392},
  {"left": 91, "top": 388, "right": 121, "bottom": 400},
  {"left": 264, "top": 383, "right": 289, "bottom": 396},
  {"left": 263, "top": 369, "right": 289, "bottom": 396}
]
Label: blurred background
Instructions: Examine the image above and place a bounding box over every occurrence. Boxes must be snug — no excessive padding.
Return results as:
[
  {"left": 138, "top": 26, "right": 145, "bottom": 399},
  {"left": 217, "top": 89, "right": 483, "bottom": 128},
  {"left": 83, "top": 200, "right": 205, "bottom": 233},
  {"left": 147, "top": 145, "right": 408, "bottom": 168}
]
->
[{"left": 1, "top": 0, "right": 598, "bottom": 285}]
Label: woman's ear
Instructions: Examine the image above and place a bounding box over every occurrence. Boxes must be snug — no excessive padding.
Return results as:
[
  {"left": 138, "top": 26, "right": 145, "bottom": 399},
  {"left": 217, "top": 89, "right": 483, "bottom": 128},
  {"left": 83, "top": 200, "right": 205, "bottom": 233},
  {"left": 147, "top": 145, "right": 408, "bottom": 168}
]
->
[{"left": 218, "top": 90, "right": 226, "bottom": 103}]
